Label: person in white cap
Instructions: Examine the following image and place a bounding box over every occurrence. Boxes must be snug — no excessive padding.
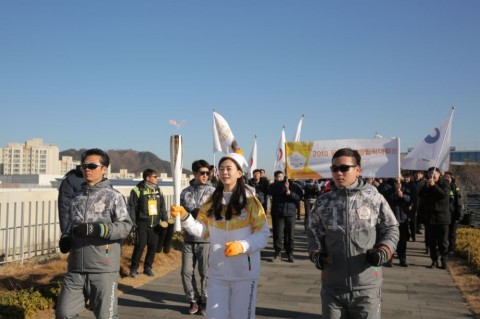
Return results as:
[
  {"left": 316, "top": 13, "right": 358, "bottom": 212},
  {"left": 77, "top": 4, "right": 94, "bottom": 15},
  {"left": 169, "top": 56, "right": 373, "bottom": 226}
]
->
[{"left": 171, "top": 150, "right": 270, "bottom": 319}]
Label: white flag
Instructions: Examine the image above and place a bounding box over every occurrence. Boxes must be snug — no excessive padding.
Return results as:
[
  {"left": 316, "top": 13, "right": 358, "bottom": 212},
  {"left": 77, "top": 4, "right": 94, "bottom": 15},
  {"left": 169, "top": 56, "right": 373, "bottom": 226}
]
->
[
  {"left": 401, "top": 107, "right": 455, "bottom": 172},
  {"left": 273, "top": 127, "right": 286, "bottom": 174},
  {"left": 247, "top": 136, "right": 257, "bottom": 179},
  {"left": 213, "top": 111, "right": 236, "bottom": 154},
  {"left": 292, "top": 114, "right": 304, "bottom": 142}
]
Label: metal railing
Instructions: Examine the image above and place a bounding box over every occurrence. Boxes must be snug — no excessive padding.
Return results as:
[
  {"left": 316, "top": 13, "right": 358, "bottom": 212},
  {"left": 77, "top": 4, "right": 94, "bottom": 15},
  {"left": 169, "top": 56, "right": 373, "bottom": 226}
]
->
[{"left": 0, "top": 194, "right": 175, "bottom": 265}]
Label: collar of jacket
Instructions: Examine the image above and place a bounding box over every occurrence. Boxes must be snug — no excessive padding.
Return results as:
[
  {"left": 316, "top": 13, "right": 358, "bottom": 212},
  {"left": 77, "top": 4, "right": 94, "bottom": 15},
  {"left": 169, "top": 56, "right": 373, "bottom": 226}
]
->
[{"left": 82, "top": 178, "right": 112, "bottom": 191}]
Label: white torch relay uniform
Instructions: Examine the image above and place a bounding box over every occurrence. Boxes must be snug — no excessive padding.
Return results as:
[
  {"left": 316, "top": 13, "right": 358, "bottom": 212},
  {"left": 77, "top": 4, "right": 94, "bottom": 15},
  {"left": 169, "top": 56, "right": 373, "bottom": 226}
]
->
[{"left": 181, "top": 190, "right": 270, "bottom": 319}]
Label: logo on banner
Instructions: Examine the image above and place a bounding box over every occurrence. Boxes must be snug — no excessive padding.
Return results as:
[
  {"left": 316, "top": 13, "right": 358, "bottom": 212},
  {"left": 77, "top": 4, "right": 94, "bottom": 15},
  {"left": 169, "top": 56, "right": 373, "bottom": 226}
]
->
[
  {"left": 288, "top": 151, "right": 306, "bottom": 170},
  {"left": 424, "top": 128, "right": 440, "bottom": 144}
]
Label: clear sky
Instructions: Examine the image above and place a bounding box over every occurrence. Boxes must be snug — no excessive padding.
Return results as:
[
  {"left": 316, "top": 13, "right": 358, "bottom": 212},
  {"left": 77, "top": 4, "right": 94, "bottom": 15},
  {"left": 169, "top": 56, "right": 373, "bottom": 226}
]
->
[{"left": 1, "top": 1, "right": 479, "bottom": 176}]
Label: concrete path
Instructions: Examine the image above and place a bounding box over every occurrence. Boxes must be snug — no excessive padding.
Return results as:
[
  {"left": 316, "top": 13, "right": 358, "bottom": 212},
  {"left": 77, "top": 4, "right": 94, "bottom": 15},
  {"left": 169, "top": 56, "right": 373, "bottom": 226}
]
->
[{"left": 80, "top": 221, "right": 474, "bottom": 318}]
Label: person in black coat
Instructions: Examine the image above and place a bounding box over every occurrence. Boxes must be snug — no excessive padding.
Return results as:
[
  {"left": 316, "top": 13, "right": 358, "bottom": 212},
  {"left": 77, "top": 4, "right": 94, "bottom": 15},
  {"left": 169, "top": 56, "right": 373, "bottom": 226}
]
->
[
  {"left": 303, "top": 179, "right": 320, "bottom": 232},
  {"left": 419, "top": 167, "right": 451, "bottom": 269},
  {"left": 248, "top": 169, "right": 268, "bottom": 212},
  {"left": 128, "top": 169, "right": 168, "bottom": 277},
  {"left": 381, "top": 178, "right": 411, "bottom": 267},
  {"left": 58, "top": 165, "right": 85, "bottom": 234},
  {"left": 268, "top": 171, "right": 303, "bottom": 262}
]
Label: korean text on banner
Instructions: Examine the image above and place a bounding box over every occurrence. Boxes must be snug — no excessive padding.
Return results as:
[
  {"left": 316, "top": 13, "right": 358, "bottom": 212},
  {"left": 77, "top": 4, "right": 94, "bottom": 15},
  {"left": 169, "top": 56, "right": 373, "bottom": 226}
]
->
[{"left": 285, "top": 138, "right": 400, "bottom": 179}]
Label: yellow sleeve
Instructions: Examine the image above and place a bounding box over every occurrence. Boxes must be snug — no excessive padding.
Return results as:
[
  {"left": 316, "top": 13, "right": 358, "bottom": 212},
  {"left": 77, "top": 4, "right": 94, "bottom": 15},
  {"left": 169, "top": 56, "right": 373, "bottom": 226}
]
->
[
  {"left": 247, "top": 196, "right": 267, "bottom": 233},
  {"left": 196, "top": 201, "right": 211, "bottom": 239}
]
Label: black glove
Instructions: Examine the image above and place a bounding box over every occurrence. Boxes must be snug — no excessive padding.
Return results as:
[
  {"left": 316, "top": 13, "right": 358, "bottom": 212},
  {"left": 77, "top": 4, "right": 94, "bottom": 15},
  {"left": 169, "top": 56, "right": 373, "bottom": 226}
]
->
[
  {"left": 310, "top": 250, "right": 331, "bottom": 270},
  {"left": 59, "top": 236, "right": 72, "bottom": 254},
  {"left": 191, "top": 208, "right": 200, "bottom": 219},
  {"left": 73, "top": 223, "right": 110, "bottom": 238},
  {"left": 366, "top": 246, "right": 391, "bottom": 266}
]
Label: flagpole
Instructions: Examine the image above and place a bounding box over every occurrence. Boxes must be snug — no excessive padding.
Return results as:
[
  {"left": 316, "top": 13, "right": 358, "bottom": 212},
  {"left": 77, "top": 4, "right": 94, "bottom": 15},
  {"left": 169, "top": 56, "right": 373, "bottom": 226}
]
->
[
  {"left": 432, "top": 106, "right": 455, "bottom": 175},
  {"left": 212, "top": 108, "right": 216, "bottom": 168}
]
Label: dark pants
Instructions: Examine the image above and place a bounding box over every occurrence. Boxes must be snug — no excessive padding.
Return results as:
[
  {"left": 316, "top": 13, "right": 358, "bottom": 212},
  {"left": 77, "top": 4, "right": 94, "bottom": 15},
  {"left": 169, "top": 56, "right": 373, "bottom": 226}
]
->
[
  {"left": 271, "top": 214, "right": 296, "bottom": 255},
  {"left": 408, "top": 211, "right": 417, "bottom": 240},
  {"left": 397, "top": 222, "right": 409, "bottom": 260},
  {"left": 130, "top": 222, "right": 159, "bottom": 270},
  {"left": 448, "top": 219, "right": 459, "bottom": 252},
  {"left": 427, "top": 224, "right": 449, "bottom": 262}
]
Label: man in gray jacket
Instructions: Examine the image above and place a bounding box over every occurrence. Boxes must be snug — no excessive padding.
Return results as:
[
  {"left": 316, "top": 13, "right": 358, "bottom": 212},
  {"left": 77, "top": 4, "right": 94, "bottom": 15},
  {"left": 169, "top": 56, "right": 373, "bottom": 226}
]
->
[
  {"left": 180, "top": 160, "right": 215, "bottom": 315},
  {"left": 56, "top": 148, "right": 133, "bottom": 319},
  {"left": 307, "top": 148, "right": 399, "bottom": 319}
]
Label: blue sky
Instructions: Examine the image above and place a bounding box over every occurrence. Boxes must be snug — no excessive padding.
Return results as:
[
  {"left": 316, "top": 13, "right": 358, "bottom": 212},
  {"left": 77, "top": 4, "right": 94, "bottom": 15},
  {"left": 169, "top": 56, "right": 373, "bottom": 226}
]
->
[{"left": 1, "top": 1, "right": 479, "bottom": 176}]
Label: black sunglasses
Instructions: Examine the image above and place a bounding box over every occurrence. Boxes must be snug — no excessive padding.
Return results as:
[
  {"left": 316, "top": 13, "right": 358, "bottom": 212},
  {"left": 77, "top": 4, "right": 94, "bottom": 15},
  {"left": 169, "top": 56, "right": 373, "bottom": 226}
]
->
[
  {"left": 330, "top": 165, "right": 356, "bottom": 173},
  {"left": 197, "top": 171, "right": 210, "bottom": 176},
  {"left": 81, "top": 163, "right": 103, "bottom": 170}
]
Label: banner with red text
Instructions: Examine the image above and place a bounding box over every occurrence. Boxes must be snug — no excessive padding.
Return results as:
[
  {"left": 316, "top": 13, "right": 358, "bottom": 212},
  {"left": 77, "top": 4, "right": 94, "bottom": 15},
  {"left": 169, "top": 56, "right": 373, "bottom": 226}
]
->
[{"left": 285, "top": 138, "right": 400, "bottom": 179}]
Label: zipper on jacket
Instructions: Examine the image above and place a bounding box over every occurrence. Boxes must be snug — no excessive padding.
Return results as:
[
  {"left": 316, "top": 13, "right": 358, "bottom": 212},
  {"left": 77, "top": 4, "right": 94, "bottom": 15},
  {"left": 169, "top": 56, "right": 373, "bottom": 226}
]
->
[
  {"left": 81, "top": 187, "right": 92, "bottom": 272},
  {"left": 346, "top": 190, "right": 353, "bottom": 291}
]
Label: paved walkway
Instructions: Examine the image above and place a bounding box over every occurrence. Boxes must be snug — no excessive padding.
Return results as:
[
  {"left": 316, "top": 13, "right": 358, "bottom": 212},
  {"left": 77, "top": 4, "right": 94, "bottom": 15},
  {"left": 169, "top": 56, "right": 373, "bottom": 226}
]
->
[{"left": 80, "top": 221, "right": 474, "bottom": 318}]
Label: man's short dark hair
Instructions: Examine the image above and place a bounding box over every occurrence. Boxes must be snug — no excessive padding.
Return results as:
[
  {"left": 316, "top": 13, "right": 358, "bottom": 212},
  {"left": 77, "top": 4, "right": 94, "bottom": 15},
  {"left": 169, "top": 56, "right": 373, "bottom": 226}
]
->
[
  {"left": 274, "top": 170, "right": 284, "bottom": 178},
  {"left": 428, "top": 167, "right": 441, "bottom": 173},
  {"left": 253, "top": 169, "right": 261, "bottom": 174},
  {"left": 332, "top": 148, "right": 361, "bottom": 167},
  {"left": 143, "top": 168, "right": 158, "bottom": 180},
  {"left": 192, "top": 160, "right": 210, "bottom": 172},
  {"left": 81, "top": 148, "right": 110, "bottom": 167}
]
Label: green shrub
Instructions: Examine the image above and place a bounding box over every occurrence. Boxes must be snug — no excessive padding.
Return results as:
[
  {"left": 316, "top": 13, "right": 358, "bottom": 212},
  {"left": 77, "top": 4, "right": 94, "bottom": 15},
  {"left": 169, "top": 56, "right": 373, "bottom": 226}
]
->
[
  {"left": 456, "top": 227, "right": 480, "bottom": 271},
  {"left": 0, "top": 288, "right": 54, "bottom": 319}
]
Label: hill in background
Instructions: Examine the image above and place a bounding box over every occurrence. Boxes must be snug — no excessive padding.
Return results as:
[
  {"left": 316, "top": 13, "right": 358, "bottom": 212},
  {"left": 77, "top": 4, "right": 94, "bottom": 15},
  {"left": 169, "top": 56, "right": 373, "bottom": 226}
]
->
[{"left": 60, "top": 149, "right": 192, "bottom": 176}]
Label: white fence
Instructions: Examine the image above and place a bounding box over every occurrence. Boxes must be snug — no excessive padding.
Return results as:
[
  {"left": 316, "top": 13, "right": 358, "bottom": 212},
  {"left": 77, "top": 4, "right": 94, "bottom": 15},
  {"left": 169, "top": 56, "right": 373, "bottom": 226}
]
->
[{"left": 0, "top": 188, "right": 174, "bottom": 265}]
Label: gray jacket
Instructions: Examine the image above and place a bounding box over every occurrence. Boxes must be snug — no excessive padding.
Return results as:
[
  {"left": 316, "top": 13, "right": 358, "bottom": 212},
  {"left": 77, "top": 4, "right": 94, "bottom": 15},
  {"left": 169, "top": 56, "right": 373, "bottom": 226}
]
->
[
  {"left": 65, "top": 179, "right": 133, "bottom": 273},
  {"left": 180, "top": 183, "right": 215, "bottom": 243},
  {"left": 307, "top": 179, "right": 399, "bottom": 291}
]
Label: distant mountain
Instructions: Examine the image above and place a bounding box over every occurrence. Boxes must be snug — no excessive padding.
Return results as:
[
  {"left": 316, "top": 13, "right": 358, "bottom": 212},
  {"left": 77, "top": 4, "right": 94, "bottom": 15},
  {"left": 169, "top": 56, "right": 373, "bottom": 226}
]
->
[{"left": 59, "top": 149, "right": 192, "bottom": 175}]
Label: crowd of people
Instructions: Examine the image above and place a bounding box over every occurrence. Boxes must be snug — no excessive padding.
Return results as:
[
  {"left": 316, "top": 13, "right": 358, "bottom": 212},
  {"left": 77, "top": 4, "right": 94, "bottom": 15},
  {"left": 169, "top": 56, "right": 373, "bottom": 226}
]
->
[{"left": 56, "top": 147, "right": 464, "bottom": 319}]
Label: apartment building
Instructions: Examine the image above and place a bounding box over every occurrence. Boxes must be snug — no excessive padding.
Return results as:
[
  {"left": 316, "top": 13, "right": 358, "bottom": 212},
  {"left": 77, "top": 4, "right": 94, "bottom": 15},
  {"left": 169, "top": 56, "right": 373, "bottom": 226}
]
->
[{"left": 1, "top": 138, "right": 59, "bottom": 175}]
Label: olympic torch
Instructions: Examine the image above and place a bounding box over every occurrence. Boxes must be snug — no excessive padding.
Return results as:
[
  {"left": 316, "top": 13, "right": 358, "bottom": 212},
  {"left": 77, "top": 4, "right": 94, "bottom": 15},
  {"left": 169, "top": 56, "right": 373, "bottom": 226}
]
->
[
  {"left": 160, "top": 134, "right": 184, "bottom": 254},
  {"left": 170, "top": 134, "right": 183, "bottom": 232}
]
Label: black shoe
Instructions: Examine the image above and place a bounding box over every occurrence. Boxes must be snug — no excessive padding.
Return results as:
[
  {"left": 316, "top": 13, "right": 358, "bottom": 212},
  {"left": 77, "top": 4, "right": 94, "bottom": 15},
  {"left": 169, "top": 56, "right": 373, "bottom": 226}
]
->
[
  {"left": 384, "top": 260, "right": 393, "bottom": 267},
  {"left": 143, "top": 268, "right": 154, "bottom": 277},
  {"left": 440, "top": 260, "right": 447, "bottom": 269},
  {"left": 399, "top": 259, "right": 409, "bottom": 267},
  {"left": 129, "top": 268, "right": 138, "bottom": 278},
  {"left": 188, "top": 302, "right": 199, "bottom": 315},
  {"left": 287, "top": 254, "right": 294, "bottom": 263},
  {"left": 428, "top": 261, "right": 438, "bottom": 269},
  {"left": 273, "top": 252, "right": 280, "bottom": 261},
  {"left": 198, "top": 303, "right": 206, "bottom": 316}
]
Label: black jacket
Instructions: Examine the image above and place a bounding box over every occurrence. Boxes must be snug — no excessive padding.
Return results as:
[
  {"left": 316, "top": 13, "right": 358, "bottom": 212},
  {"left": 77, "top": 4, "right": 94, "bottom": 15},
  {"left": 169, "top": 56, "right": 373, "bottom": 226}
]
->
[
  {"left": 247, "top": 178, "right": 268, "bottom": 206},
  {"left": 381, "top": 182, "right": 411, "bottom": 224},
  {"left": 419, "top": 179, "right": 451, "bottom": 225},
  {"left": 268, "top": 180, "right": 303, "bottom": 217},
  {"left": 128, "top": 181, "right": 167, "bottom": 228},
  {"left": 57, "top": 166, "right": 85, "bottom": 234}
]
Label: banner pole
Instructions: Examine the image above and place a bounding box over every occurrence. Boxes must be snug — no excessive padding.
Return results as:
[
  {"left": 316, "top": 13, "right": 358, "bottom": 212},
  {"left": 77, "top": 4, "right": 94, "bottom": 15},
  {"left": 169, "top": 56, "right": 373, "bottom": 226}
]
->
[{"left": 432, "top": 106, "right": 455, "bottom": 176}]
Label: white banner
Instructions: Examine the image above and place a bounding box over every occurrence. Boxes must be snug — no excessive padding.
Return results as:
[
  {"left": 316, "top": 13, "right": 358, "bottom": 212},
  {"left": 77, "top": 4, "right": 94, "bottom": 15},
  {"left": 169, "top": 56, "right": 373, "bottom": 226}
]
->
[
  {"left": 401, "top": 107, "right": 454, "bottom": 172},
  {"left": 273, "top": 127, "right": 286, "bottom": 174},
  {"left": 292, "top": 114, "right": 304, "bottom": 142},
  {"left": 213, "top": 111, "right": 235, "bottom": 154},
  {"left": 286, "top": 138, "right": 400, "bottom": 179},
  {"left": 247, "top": 136, "right": 257, "bottom": 179}
]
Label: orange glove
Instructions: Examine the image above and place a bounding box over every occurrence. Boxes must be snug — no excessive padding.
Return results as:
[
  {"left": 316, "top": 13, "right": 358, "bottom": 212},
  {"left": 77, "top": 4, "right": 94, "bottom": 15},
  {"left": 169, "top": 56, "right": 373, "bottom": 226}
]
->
[
  {"left": 224, "top": 241, "right": 244, "bottom": 257},
  {"left": 170, "top": 205, "right": 187, "bottom": 219}
]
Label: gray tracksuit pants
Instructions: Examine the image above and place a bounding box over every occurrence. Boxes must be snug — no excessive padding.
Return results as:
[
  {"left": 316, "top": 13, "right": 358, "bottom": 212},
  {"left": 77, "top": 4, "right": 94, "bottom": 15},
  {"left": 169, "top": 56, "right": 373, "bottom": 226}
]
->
[{"left": 56, "top": 272, "right": 119, "bottom": 319}]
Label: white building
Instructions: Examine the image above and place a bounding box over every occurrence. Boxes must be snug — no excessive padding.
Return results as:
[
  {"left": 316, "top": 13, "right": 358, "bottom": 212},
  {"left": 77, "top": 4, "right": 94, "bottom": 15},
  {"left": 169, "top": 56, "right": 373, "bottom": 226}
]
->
[{"left": 1, "top": 138, "right": 59, "bottom": 175}]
